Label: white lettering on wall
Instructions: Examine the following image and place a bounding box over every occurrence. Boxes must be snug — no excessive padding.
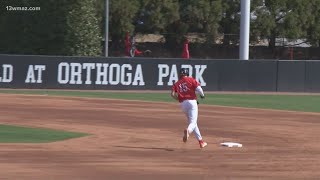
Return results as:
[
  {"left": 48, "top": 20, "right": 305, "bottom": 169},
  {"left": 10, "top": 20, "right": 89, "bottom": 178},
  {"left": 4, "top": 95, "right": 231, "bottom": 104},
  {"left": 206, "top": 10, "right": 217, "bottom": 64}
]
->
[
  {"left": 157, "top": 64, "right": 207, "bottom": 87},
  {"left": 168, "top": 64, "right": 178, "bottom": 86},
  {"left": 132, "top": 64, "right": 145, "bottom": 86},
  {"left": 121, "top": 64, "right": 132, "bottom": 85},
  {"left": 70, "top": 63, "right": 82, "bottom": 84},
  {"left": 57, "top": 62, "right": 145, "bottom": 86},
  {"left": 157, "top": 64, "right": 169, "bottom": 85},
  {"left": 57, "top": 63, "right": 69, "bottom": 84},
  {"left": 95, "top": 63, "right": 109, "bottom": 85},
  {"left": 0, "top": 64, "right": 13, "bottom": 83},
  {"left": 195, "top": 65, "right": 207, "bottom": 86},
  {"left": 25, "top": 65, "right": 46, "bottom": 83},
  {"left": 83, "top": 63, "right": 95, "bottom": 85},
  {"left": 109, "top": 64, "right": 120, "bottom": 85}
]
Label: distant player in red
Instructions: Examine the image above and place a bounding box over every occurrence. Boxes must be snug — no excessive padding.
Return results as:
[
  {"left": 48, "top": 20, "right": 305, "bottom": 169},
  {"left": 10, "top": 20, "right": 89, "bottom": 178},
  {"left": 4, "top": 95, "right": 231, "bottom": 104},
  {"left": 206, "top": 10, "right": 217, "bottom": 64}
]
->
[
  {"left": 125, "top": 31, "right": 151, "bottom": 57},
  {"left": 125, "top": 32, "right": 143, "bottom": 57},
  {"left": 181, "top": 38, "right": 190, "bottom": 59},
  {"left": 171, "top": 68, "right": 207, "bottom": 148}
]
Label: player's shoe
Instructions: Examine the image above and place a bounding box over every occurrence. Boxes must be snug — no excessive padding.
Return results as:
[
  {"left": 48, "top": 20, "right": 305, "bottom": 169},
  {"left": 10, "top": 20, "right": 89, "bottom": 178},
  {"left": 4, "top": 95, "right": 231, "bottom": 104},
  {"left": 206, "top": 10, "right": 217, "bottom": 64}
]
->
[
  {"left": 199, "top": 140, "right": 208, "bottom": 148},
  {"left": 183, "top": 129, "right": 189, "bottom": 143}
]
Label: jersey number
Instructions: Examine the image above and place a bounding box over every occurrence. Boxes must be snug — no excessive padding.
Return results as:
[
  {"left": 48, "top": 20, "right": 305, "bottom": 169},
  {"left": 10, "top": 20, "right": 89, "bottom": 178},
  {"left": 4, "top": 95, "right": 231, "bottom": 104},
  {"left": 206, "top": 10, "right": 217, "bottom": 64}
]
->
[{"left": 179, "top": 83, "right": 189, "bottom": 93}]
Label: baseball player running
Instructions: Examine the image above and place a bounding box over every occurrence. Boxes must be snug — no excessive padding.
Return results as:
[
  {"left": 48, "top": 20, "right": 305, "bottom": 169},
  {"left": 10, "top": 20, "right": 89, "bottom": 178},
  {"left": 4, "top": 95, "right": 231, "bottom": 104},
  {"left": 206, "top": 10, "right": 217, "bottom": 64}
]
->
[{"left": 171, "top": 68, "right": 207, "bottom": 148}]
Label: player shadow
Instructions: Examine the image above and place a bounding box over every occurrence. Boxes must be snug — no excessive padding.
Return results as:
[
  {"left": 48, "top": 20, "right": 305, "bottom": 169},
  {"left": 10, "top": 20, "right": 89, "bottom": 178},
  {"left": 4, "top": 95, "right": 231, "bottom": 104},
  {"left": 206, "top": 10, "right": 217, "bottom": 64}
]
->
[{"left": 114, "top": 145, "right": 174, "bottom": 152}]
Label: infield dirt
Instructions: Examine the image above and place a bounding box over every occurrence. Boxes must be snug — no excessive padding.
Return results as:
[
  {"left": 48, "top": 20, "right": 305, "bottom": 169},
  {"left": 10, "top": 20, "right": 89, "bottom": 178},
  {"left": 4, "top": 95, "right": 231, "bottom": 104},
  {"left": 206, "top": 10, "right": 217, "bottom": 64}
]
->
[{"left": 0, "top": 94, "right": 319, "bottom": 179}]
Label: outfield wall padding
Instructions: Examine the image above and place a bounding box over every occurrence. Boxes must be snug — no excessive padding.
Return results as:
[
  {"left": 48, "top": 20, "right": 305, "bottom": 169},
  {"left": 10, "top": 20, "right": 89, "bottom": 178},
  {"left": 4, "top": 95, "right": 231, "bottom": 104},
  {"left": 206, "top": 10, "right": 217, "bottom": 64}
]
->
[
  {"left": 0, "top": 54, "right": 319, "bottom": 92},
  {"left": 305, "top": 61, "right": 320, "bottom": 92},
  {"left": 277, "top": 61, "right": 305, "bottom": 92}
]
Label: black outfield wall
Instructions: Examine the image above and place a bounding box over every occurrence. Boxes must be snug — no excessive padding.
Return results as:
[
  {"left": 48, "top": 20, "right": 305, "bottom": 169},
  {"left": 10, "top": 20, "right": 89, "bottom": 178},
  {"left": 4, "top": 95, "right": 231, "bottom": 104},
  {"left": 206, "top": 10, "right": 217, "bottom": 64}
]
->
[{"left": 0, "top": 54, "right": 318, "bottom": 92}]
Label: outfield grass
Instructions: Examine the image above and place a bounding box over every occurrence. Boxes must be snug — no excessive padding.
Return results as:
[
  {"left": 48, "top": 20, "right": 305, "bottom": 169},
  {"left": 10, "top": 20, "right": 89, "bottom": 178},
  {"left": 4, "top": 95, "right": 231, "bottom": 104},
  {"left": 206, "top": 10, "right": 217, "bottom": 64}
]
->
[
  {"left": 1, "top": 89, "right": 320, "bottom": 113},
  {"left": 0, "top": 124, "right": 88, "bottom": 143}
]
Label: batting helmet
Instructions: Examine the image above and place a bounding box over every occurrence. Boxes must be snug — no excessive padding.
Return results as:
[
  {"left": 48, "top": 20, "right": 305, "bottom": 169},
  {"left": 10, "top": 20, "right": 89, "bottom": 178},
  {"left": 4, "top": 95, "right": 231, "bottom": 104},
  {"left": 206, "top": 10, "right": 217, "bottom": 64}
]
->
[{"left": 179, "top": 68, "right": 189, "bottom": 76}]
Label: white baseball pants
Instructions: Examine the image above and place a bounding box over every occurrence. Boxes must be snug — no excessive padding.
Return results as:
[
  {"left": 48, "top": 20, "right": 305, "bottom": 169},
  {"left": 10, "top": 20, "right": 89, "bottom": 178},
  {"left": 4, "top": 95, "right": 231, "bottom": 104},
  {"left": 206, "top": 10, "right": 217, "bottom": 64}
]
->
[{"left": 180, "top": 99, "right": 203, "bottom": 141}]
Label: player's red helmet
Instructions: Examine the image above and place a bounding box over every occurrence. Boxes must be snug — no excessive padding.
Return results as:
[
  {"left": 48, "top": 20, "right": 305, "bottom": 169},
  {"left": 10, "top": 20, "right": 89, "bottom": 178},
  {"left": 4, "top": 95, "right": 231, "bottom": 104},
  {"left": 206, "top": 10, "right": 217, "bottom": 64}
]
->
[{"left": 179, "top": 68, "right": 189, "bottom": 77}]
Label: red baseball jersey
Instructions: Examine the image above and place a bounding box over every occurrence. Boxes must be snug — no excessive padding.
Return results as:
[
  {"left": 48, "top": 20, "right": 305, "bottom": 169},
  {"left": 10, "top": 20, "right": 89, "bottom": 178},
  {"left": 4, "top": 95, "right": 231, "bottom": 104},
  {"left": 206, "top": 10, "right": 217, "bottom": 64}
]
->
[{"left": 172, "top": 76, "right": 200, "bottom": 102}]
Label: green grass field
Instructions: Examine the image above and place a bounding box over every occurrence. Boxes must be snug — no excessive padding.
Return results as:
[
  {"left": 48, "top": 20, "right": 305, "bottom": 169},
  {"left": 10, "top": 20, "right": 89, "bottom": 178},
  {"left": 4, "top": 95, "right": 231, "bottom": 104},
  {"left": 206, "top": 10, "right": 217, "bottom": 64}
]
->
[
  {"left": 0, "top": 124, "right": 88, "bottom": 143},
  {"left": 1, "top": 89, "right": 320, "bottom": 113}
]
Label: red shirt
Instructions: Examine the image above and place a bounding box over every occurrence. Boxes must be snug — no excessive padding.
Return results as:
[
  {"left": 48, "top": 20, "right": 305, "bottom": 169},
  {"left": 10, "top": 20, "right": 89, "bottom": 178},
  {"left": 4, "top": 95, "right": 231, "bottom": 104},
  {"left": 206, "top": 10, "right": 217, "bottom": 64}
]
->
[
  {"left": 125, "top": 32, "right": 143, "bottom": 57},
  {"left": 125, "top": 32, "right": 131, "bottom": 56},
  {"left": 181, "top": 39, "right": 190, "bottom": 59},
  {"left": 172, "top": 76, "right": 200, "bottom": 102}
]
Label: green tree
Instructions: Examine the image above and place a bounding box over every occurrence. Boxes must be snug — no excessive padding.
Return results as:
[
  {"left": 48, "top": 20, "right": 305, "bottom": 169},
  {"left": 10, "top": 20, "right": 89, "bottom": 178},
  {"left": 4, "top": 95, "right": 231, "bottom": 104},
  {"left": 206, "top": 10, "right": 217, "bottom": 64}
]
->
[
  {"left": 0, "top": 0, "right": 103, "bottom": 56},
  {"left": 136, "top": 0, "right": 180, "bottom": 50},
  {"left": 137, "top": 0, "right": 180, "bottom": 33},
  {"left": 251, "top": 0, "right": 310, "bottom": 49},
  {"left": 0, "top": 0, "right": 69, "bottom": 55},
  {"left": 179, "top": 0, "right": 223, "bottom": 44},
  {"left": 108, "top": 0, "right": 140, "bottom": 51},
  {"left": 304, "top": 0, "right": 320, "bottom": 47},
  {"left": 220, "top": 0, "right": 240, "bottom": 45},
  {"left": 283, "top": 1, "right": 310, "bottom": 39},
  {"left": 65, "top": 0, "right": 102, "bottom": 56}
]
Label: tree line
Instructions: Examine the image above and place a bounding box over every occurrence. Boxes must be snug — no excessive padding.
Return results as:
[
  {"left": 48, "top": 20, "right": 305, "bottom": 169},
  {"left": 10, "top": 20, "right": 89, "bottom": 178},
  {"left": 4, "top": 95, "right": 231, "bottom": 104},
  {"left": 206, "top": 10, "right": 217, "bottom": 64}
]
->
[{"left": 1, "top": 0, "right": 320, "bottom": 57}]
